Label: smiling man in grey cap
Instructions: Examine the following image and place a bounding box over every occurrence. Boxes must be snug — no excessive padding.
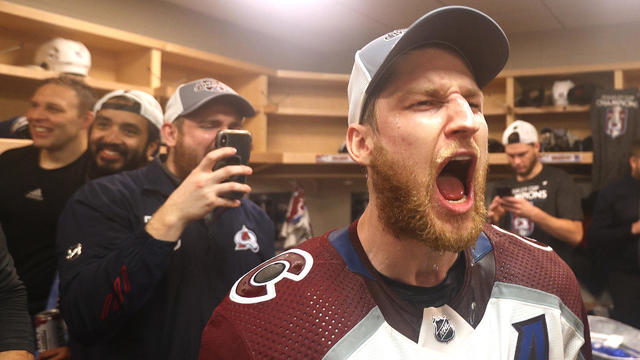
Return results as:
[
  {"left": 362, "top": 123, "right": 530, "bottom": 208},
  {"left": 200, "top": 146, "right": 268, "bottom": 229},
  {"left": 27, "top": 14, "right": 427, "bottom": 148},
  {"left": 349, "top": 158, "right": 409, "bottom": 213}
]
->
[
  {"left": 56, "top": 78, "right": 274, "bottom": 359},
  {"left": 200, "top": 6, "right": 591, "bottom": 359}
]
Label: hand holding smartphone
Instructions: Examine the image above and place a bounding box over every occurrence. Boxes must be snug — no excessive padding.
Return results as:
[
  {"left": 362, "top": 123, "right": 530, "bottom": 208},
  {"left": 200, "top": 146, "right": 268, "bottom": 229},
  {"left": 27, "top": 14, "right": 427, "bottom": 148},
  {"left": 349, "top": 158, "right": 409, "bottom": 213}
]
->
[
  {"left": 495, "top": 186, "right": 512, "bottom": 198},
  {"left": 213, "top": 130, "right": 252, "bottom": 200}
]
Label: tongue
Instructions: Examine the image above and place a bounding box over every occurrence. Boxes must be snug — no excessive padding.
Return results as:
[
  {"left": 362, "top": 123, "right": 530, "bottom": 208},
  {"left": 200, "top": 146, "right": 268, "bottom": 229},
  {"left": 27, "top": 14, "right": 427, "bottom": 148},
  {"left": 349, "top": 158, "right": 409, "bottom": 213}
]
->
[{"left": 437, "top": 174, "right": 465, "bottom": 201}]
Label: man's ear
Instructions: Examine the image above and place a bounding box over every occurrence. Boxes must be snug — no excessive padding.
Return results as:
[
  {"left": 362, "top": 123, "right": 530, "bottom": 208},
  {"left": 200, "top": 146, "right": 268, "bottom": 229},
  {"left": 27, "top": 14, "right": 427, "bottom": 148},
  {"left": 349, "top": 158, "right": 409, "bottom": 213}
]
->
[
  {"left": 162, "top": 123, "right": 178, "bottom": 148},
  {"left": 82, "top": 111, "right": 94, "bottom": 130},
  {"left": 346, "top": 123, "right": 374, "bottom": 166},
  {"left": 145, "top": 139, "right": 160, "bottom": 160},
  {"left": 533, "top": 141, "right": 541, "bottom": 153}
]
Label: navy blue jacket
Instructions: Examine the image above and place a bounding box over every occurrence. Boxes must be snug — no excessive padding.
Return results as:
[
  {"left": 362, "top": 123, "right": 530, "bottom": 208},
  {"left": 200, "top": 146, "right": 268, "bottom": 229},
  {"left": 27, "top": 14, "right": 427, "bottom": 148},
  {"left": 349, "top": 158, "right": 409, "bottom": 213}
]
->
[{"left": 56, "top": 158, "right": 275, "bottom": 359}]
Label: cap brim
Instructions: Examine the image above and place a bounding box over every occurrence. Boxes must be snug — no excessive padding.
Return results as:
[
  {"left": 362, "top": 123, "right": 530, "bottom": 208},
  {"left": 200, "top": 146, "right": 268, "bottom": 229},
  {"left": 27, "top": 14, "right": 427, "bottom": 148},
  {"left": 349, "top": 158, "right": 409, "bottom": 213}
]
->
[
  {"left": 371, "top": 6, "right": 509, "bottom": 92},
  {"left": 183, "top": 93, "right": 256, "bottom": 119}
]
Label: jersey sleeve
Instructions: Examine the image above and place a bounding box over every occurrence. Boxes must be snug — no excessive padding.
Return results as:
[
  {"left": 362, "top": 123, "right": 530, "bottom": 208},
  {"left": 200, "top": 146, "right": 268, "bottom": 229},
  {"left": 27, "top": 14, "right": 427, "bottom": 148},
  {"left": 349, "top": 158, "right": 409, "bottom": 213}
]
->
[
  {"left": 555, "top": 170, "right": 584, "bottom": 221},
  {"left": 199, "top": 310, "right": 252, "bottom": 360},
  {"left": 56, "top": 181, "right": 175, "bottom": 344},
  {"left": 0, "top": 226, "right": 35, "bottom": 354}
]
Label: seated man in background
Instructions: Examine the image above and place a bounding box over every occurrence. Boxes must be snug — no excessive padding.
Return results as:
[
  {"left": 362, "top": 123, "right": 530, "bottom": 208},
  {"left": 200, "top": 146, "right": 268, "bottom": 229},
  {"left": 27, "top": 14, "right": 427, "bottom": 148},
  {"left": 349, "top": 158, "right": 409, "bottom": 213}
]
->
[
  {"left": 87, "top": 89, "right": 162, "bottom": 179},
  {"left": 199, "top": 6, "right": 591, "bottom": 359},
  {"left": 57, "top": 78, "right": 275, "bottom": 359},
  {"left": 488, "top": 120, "right": 583, "bottom": 268},
  {"left": 588, "top": 138, "right": 640, "bottom": 329}
]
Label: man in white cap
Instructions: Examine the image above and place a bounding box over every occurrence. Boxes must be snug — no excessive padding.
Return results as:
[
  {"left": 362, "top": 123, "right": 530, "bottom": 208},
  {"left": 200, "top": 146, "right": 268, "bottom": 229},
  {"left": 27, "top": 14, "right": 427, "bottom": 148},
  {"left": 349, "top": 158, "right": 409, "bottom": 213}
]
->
[
  {"left": 200, "top": 6, "right": 591, "bottom": 359},
  {"left": 87, "top": 90, "right": 162, "bottom": 178},
  {"left": 56, "top": 78, "right": 275, "bottom": 359},
  {"left": 488, "top": 120, "right": 583, "bottom": 267}
]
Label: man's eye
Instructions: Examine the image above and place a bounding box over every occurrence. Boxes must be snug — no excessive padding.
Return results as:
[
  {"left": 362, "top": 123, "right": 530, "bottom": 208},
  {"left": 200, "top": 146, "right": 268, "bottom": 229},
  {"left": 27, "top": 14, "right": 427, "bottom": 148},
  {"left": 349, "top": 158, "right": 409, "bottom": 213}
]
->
[
  {"left": 46, "top": 105, "right": 64, "bottom": 113},
  {"left": 468, "top": 101, "right": 482, "bottom": 110},
  {"left": 412, "top": 100, "right": 438, "bottom": 108},
  {"left": 201, "top": 122, "right": 221, "bottom": 129}
]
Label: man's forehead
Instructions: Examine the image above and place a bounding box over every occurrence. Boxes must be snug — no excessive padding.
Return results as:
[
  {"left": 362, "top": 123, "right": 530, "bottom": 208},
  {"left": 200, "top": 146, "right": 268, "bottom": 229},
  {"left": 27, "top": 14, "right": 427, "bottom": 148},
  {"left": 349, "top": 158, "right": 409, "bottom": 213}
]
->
[
  {"left": 505, "top": 143, "right": 535, "bottom": 154},
  {"left": 33, "top": 83, "right": 77, "bottom": 103},
  {"left": 97, "top": 108, "right": 147, "bottom": 124},
  {"left": 381, "top": 47, "right": 480, "bottom": 94},
  {"left": 186, "top": 102, "right": 243, "bottom": 122}
]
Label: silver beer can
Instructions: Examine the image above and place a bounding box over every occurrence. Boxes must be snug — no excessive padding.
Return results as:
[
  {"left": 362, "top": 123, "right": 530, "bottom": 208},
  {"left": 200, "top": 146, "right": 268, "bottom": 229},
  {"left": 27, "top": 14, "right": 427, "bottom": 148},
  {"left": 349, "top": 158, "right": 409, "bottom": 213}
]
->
[{"left": 34, "top": 309, "right": 65, "bottom": 352}]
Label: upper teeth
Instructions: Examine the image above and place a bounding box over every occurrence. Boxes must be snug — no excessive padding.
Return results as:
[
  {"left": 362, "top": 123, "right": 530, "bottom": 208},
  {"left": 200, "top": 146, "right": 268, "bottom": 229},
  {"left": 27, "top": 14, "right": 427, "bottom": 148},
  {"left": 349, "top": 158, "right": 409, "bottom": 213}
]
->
[{"left": 452, "top": 155, "right": 471, "bottom": 161}]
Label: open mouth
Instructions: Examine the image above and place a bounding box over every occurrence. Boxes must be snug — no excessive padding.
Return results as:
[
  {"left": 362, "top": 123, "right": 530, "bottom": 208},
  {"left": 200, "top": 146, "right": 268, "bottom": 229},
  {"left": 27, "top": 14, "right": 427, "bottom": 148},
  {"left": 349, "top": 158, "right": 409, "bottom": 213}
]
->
[{"left": 436, "top": 155, "right": 475, "bottom": 204}]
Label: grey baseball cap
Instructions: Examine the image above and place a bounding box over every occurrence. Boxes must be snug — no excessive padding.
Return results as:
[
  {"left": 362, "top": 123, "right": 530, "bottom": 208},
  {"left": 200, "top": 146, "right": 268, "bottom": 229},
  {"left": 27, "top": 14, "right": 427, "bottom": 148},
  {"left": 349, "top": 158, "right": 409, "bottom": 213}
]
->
[
  {"left": 348, "top": 6, "right": 510, "bottom": 125},
  {"left": 164, "top": 78, "right": 256, "bottom": 123}
]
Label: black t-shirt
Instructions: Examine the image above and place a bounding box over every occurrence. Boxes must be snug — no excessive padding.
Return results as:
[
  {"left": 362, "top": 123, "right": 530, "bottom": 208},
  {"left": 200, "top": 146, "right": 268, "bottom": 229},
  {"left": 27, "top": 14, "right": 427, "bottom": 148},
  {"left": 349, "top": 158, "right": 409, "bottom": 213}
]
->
[
  {"left": 0, "top": 146, "right": 90, "bottom": 315},
  {"left": 379, "top": 252, "right": 465, "bottom": 309},
  {"left": 491, "top": 166, "right": 583, "bottom": 266}
]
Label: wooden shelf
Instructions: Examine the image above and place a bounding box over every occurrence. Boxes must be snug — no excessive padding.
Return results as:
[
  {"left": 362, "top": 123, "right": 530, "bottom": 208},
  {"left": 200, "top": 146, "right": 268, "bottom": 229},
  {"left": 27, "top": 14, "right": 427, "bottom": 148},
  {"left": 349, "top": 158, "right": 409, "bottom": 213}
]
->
[
  {"left": 251, "top": 152, "right": 354, "bottom": 165},
  {"left": 503, "top": 61, "right": 640, "bottom": 77},
  {"left": 489, "top": 152, "right": 593, "bottom": 165},
  {"left": 272, "top": 70, "right": 350, "bottom": 85},
  {"left": 484, "top": 108, "right": 507, "bottom": 116},
  {"left": 161, "top": 45, "right": 275, "bottom": 77},
  {"left": 0, "top": 138, "right": 32, "bottom": 155},
  {"left": 0, "top": 1, "right": 164, "bottom": 52},
  {"left": 514, "top": 105, "right": 590, "bottom": 115},
  {"left": 264, "top": 104, "right": 346, "bottom": 118},
  {"left": 0, "top": 63, "right": 152, "bottom": 93}
]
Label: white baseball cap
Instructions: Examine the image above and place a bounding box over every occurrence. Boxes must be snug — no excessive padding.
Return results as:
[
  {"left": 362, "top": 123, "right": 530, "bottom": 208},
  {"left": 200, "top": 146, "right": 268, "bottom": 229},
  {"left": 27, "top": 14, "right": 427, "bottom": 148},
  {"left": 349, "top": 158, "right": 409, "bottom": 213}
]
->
[
  {"left": 94, "top": 90, "right": 163, "bottom": 130},
  {"left": 502, "top": 120, "right": 539, "bottom": 145},
  {"left": 347, "top": 6, "right": 509, "bottom": 126},
  {"left": 34, "top": 38, "right": 91, "bottom": 76},
  {"left": 164, "top": 78, "right": 255, "bottom": 123}
]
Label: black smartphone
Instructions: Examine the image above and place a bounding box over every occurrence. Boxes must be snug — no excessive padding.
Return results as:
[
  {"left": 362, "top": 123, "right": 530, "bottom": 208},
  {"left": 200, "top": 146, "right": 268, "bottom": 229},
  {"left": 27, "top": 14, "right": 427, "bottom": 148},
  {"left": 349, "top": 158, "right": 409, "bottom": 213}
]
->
[
  {"left": 495, "top": 186, "right": 512, "bottom": 198},
  {"left": 213, "top": 130, "right": 252, "bottom": 200}
]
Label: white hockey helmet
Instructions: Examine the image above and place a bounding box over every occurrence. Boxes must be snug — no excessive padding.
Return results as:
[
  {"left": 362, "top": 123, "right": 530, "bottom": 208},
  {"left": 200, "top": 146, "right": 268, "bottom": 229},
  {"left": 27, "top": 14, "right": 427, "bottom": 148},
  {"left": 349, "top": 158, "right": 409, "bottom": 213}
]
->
[{"left": 34, "top": 38, "right": 91, "bottom": 76}]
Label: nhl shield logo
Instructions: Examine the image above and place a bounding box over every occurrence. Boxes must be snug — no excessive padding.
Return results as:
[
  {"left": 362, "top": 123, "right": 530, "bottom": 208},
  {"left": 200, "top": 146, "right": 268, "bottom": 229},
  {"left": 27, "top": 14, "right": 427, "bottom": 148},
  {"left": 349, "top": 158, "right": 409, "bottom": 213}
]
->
[
  {"left": 234, "top": 225, "right": 260, "bottom": 253},
  {"left": 432, "top": 315, "right": 455, "bottom": 343},
  {"left": 605, "top": 105, "right": 628, "bottom": 139}
]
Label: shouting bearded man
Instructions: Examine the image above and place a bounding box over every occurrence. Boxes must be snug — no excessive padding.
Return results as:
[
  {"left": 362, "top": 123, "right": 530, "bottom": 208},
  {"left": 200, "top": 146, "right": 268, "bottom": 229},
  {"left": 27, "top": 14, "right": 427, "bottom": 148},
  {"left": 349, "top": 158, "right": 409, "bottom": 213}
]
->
[{"left": 199, "top": 6, "right": 592, "bottom": 360}]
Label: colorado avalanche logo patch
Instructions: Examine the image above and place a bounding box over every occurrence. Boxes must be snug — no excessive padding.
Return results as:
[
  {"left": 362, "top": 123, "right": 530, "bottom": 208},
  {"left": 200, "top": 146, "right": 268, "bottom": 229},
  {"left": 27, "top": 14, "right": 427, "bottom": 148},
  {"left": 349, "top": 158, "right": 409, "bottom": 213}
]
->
[
  {"left": 230, "top": 249, "right": 313, "bottom": 304},
  {"left": 234, "top": 225, "right": 259, "bottom": 253},
  {"left": 605, "top": 105, "right": 628, "bottom": 139},
  {"left": 433, "top": 315, "right": 455, "bottom": 343},
  {"left": 512, "top": 215, "right": 534, "bottom": 237}
]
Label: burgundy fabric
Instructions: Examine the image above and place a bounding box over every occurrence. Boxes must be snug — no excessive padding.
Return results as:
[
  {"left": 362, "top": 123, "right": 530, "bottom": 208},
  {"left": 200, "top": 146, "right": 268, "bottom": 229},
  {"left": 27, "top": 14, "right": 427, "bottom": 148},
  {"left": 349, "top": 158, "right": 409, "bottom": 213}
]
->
[{"left": 199, "top": 236, "right": 376, "bottom": 359}]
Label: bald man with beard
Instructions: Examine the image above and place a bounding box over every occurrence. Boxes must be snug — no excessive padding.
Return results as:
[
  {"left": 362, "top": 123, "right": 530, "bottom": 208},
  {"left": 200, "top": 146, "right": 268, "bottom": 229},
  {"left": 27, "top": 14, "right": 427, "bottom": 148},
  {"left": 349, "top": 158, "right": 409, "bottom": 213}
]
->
[{"left": 199, "top": 6, "right": 592, "bottom": 360}]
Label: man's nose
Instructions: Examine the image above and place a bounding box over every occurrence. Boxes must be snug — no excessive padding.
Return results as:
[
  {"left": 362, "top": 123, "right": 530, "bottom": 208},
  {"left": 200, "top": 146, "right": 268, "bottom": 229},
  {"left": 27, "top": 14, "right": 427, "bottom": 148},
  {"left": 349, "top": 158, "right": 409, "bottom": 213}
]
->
[
  {"left": 103, "top": 127, "right": 122, "bottom": 143},
  {"left": 443, "top": 95, "right": 481, "bottom": 140}
]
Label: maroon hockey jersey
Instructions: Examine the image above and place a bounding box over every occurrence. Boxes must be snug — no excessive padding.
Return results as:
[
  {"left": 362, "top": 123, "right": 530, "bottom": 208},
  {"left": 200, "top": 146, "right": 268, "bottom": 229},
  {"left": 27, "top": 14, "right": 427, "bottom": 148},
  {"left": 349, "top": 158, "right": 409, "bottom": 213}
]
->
[{"left": 199, "top": 222, "right": 591, "bottom": 359}]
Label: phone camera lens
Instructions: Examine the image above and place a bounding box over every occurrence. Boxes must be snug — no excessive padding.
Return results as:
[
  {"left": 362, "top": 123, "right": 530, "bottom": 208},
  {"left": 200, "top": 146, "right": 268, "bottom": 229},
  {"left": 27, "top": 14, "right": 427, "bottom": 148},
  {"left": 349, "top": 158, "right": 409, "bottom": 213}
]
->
[{"left": 221, "top": 137, "right": 227, "bottom": 145}]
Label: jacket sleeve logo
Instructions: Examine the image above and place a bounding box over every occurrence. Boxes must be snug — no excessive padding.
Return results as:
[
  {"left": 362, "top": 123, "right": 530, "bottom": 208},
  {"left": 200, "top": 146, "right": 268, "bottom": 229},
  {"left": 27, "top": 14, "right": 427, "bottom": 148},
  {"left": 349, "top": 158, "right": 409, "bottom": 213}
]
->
[
  {"left": 229, "top": 248, "right": 313, "bottom": 304},
  {"left": 65, "top": 243, "right": 82, "bottom": 261},
  {"left": 234, "top": 225, "right": 260, "bottom": 253}
]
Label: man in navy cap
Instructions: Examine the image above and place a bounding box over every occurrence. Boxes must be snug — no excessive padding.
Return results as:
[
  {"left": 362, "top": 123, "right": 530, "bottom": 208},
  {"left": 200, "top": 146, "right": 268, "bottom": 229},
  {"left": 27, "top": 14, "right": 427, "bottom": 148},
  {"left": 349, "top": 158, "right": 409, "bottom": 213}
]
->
[
  {"left": 56, "top": 78, "right": 275, "bottom": 359},
  {"left": 199, "top": 7, "right": 591, "bottom": 359}
]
